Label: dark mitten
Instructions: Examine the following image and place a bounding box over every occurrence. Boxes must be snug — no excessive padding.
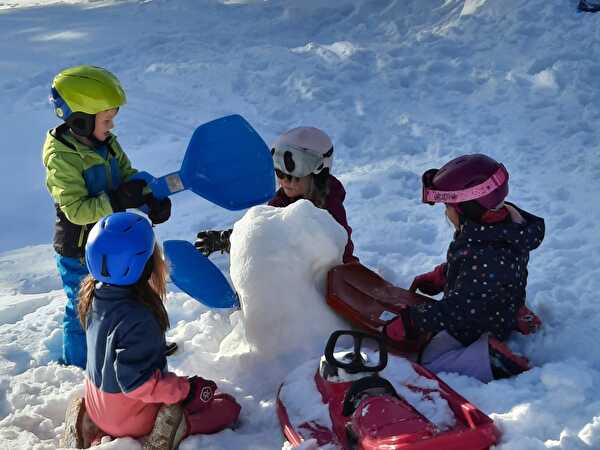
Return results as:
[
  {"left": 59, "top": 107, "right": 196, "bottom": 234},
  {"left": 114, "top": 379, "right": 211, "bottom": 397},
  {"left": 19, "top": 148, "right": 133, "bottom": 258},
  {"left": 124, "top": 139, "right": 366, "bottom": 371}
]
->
[
  {"left": 147, "top": 196, "right": 172, "bottom": 225},
  {"left": 194, "top": 229, "right": 232, "bottom": 256},
  {"left": 182, "top": 376, "right": 217, "bottom": 411},
  {"left": 108, "top": 179, "right": 147, "bottom": 212}
]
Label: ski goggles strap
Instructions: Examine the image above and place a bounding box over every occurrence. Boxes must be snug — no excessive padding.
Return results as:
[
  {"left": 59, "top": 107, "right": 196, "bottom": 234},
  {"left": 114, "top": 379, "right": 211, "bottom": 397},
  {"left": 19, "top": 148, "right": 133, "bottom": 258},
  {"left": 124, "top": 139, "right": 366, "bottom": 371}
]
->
[
  {"left": 271, "top": 143, "right": 327, "bottom": 178},
  {"left": 422, "top": 165, "right": 508, "bottom": 205}
]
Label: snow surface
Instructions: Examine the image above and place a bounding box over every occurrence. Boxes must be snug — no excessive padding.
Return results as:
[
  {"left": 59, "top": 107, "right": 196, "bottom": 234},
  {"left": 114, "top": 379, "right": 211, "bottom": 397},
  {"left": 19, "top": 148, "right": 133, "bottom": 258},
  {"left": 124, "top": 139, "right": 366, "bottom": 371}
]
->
[{"left": 1, "top": 0, "right": 600, "bottom": 449}]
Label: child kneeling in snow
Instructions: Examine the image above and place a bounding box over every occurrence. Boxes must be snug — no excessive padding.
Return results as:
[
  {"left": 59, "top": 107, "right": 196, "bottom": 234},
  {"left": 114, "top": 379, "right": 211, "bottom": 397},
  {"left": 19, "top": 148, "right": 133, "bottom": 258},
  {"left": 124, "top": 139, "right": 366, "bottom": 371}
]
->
[
  {"left": 74, "top": 212, "right": 240, "bottom": 447},
  {"left": 195, "top": 126, "right": 359, "bottom": 264},
  {"left": 385, "top": 154, "right": 544, "bottom": 382}
]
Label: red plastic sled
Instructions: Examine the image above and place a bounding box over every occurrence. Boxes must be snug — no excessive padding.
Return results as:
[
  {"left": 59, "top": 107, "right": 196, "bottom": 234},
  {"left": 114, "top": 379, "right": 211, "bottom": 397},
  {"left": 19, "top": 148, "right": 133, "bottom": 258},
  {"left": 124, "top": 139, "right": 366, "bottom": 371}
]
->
[
  {"left": 277, "top": 331, "right": 500, "bottom": 450},
  {"left": 327, "top": 264, "right": 433, "bottom": 354}
]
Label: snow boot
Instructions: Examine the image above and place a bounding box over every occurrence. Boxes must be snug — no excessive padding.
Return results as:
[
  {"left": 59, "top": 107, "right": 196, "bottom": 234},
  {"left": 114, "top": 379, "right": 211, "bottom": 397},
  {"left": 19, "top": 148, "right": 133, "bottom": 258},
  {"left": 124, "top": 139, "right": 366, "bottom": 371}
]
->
[
  {"left": 142, "top": 403, "right": 188, "bottom": 450},
  {"left": 489, "top": 337, "right": 530, "bottom": 380},
  {"left": 61, "top": 397, "right": 102, "bottom": 448}
]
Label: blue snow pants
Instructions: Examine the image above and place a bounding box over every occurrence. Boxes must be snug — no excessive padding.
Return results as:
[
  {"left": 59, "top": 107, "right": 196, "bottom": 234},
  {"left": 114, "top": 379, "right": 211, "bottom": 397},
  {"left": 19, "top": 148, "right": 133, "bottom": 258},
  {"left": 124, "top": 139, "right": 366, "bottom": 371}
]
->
[{"left": 55, "top": 254, "right": 89, "bottom": 369}]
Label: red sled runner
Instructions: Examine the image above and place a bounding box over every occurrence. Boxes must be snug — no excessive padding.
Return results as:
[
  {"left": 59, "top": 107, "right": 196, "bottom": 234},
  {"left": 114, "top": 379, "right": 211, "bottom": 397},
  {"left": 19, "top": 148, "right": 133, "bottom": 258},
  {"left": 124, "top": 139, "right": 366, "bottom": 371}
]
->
[
  {"left": 326, "top": 263, "right": 542, "bottom": 354},
  {"left": 277, "top": 330, "right": 500, "bottom": 450}
]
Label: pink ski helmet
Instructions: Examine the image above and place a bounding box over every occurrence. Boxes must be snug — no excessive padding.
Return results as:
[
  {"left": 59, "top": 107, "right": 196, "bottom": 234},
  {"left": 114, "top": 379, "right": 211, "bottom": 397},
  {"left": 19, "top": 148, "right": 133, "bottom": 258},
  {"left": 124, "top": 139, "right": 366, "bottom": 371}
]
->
[
  {"left": 422, "top": 154, "right": 509, "bottom": 213},
  {"left": 271, "top": 127, "right": 334, "bottom": 178}
]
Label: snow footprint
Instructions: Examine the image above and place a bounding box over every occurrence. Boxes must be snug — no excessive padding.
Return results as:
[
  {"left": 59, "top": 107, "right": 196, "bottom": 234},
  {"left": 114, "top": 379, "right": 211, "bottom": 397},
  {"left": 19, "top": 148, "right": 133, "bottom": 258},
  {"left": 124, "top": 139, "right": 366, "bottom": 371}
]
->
[{"left": 360, "top": 183, "right": 382, "bottom": 199}]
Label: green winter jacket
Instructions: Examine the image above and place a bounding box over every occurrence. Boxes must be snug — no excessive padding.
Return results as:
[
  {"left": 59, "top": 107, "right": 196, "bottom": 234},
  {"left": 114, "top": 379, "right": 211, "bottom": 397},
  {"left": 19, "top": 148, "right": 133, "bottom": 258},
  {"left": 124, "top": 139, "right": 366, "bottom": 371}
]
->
[{"left": 42, "top": 124, "right": 137, "bottom": 257}]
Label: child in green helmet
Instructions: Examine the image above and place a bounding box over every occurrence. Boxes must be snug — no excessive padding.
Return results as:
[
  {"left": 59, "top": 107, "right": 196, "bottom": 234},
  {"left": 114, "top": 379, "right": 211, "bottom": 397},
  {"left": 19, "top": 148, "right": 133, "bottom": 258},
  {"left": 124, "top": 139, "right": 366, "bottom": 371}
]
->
[{"left": 42, "top": 65, "right": 172, "bottom": 369}]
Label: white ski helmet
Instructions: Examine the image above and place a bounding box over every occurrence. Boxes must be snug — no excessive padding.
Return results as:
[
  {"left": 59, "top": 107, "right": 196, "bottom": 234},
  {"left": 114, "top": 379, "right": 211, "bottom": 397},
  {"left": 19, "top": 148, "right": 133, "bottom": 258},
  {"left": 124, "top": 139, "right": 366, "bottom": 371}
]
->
[{"left": 271, "top": 127, "right": 334, "bottom": 178}]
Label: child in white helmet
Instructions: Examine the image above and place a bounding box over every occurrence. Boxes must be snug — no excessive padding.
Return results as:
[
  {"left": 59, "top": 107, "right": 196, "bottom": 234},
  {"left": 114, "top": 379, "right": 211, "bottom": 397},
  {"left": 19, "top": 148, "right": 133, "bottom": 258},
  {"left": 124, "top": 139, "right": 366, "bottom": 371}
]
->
[{"left": 195, "top": 126, "right": 358, "bottom": 263}]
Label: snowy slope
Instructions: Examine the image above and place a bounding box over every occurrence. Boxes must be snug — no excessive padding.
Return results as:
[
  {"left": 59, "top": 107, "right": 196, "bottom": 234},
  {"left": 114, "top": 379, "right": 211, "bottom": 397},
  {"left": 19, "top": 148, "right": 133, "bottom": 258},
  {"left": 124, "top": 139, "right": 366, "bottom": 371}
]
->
[{"left": 1, "top": 0, "right": 600, "bottom": 448}]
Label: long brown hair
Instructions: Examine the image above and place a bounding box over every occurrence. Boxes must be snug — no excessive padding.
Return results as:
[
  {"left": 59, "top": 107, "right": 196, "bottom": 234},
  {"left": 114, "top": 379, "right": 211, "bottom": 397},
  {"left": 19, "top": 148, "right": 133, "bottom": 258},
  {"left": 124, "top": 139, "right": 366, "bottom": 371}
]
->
[
  {"left": 78, "top": 244, "right": 170, "bottom": 332},
  {"left": 308, "top": 168, "right": 330, "bottom": 208}
]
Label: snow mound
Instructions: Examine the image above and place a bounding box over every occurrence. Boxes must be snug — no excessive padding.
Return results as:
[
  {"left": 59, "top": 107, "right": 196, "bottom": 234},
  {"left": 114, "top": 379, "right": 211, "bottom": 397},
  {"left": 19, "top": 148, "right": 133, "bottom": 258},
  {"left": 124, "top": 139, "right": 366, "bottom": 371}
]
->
[{"left": 228, "top": 200, "right": 347, "bottom": 358}]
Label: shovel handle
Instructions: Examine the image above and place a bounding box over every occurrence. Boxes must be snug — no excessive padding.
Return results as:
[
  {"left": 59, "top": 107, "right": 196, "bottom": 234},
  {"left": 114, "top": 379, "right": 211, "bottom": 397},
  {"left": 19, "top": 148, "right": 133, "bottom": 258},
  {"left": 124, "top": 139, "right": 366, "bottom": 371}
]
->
[{"left": 132, "top": 171, "right": 185, "bottom": 199}]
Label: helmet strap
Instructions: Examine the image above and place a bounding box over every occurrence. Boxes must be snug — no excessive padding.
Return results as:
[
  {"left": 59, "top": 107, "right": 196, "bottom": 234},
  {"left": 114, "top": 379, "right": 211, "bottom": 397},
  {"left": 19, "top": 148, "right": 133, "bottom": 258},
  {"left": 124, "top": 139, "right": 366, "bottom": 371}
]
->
[{"left": 66, "top": 112, "right": 95, "bottom": 138}]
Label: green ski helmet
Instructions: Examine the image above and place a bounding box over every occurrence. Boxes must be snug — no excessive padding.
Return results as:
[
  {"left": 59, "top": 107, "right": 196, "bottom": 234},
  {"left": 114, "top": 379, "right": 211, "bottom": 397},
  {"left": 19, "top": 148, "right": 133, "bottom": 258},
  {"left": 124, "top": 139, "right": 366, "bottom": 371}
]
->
[{"left": 50, "top": 65, "right": 126, "bottom": 137}]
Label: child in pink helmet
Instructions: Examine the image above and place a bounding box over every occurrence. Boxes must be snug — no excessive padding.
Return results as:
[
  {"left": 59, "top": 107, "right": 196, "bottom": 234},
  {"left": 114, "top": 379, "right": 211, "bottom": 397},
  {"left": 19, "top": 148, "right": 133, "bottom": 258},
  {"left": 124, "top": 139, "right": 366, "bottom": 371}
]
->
[{"left": 385, "top": 154, "right": 544, "bottom": 382}]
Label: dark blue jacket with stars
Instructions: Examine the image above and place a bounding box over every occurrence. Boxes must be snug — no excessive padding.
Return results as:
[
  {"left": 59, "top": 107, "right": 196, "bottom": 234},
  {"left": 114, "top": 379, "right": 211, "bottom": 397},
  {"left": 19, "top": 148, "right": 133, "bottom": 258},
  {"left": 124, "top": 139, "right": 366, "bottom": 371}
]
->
[{"left": 409, "top": 204, "right": 545, "bottom": 346}]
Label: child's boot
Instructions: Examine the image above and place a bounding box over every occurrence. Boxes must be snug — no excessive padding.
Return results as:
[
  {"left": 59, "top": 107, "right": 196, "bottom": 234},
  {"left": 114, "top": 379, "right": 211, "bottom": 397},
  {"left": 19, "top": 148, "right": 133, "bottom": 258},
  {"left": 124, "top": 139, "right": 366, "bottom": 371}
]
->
[
  {"left": 61, "top": 397, "right": 101, "bottom": 448},
  {"left": 142, "top": 403, "right": 188, "bottom": 450},
  {"left": 489, "top": 337, "right": 530, "bottom": 379}
]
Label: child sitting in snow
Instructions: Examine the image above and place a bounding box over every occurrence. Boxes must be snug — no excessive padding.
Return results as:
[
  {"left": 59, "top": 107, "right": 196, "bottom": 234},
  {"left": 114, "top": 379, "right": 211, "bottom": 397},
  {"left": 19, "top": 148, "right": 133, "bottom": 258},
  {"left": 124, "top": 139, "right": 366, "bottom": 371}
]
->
[
  {"left": 194, "top": 126, "right": 359, "bottom": 264},
  {"left": 69, "top": 212, "right": 240, "bottom": 447},
  {"left": 384, "top": 154, "right": 544, "bottom": 382}
]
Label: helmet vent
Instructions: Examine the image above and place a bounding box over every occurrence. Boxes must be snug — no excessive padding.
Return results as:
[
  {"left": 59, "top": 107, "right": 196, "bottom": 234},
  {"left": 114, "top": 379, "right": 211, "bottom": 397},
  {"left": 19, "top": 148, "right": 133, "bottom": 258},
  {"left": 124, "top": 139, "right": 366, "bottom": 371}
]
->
[
  {"left": 135, "top": 250, "right": 147, "bottom": 256},
  {"left": 123, "top": 225, "right": 133, "bottom": 232},
  {"left": 323, "top": 146, "right": 333, "bottom": 158},
  {"left": 101, "top": 255, "right": 110, "bottom": 277},
  {"left": 283, "top": 151, "right": 296, "bottom": 173}
]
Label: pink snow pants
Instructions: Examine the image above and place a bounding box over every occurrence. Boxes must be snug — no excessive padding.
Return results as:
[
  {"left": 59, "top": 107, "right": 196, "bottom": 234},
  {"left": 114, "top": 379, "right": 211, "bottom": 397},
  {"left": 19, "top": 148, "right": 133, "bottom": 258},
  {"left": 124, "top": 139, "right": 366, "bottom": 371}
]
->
[{"left": 420, "top": 331, "right": 493, "bottom": 382}]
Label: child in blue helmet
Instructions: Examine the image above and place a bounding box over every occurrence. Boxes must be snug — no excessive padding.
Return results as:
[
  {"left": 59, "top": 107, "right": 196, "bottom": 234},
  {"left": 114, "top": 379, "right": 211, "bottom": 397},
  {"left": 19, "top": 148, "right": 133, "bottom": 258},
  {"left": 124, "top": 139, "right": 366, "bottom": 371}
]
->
[
  {"left": 71, "top": 212, "right": 240, "bottom": 447},
  {"left": 43, "top": 65, "right": 172, "bottom": 368}
]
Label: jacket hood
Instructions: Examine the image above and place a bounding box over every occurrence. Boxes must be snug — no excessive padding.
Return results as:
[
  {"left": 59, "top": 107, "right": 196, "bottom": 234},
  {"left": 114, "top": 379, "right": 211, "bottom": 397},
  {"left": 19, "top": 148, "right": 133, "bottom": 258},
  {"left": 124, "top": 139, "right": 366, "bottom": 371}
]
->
[{"left": 457, "top": 205, "right": 545, "bottom": 252}]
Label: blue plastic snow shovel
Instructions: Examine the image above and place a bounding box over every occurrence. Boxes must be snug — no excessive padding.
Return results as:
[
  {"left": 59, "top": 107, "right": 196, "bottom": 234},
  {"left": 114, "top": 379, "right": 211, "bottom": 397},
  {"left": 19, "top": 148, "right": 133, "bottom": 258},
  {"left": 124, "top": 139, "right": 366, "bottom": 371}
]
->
[
  {"left": 164, "top": 240, "right": 239, "bottom": 308},
  {"left": 134, "top": 114, "right": 275, "bottom": 210}
]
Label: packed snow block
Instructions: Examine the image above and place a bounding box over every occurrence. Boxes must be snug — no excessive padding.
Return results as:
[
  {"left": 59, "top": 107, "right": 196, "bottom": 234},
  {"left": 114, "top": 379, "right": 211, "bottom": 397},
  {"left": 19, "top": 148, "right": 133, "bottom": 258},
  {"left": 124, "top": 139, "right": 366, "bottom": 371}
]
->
[
  {"left": 229, "top": 200, "right": 348, "bottom": 357},
  {"left": 327, "top": 263, "right": 432, "bottom": 354}
]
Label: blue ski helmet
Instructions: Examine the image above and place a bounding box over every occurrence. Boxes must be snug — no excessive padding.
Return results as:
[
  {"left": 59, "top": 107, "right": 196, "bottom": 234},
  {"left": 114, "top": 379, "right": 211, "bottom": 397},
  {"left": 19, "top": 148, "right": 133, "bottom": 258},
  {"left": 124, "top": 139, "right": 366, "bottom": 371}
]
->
[{"left": 85, "top": 212, "right": 155, "bottom": 286}]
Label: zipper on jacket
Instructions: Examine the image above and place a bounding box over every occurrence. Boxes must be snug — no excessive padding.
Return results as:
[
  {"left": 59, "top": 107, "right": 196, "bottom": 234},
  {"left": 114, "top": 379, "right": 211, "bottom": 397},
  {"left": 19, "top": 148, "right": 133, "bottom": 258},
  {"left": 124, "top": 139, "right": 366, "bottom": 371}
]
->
[
  {"left": 78, "top": 224, "right": 88, "bottom": 249},
  {"left": 104, "top": 146, "right": 114, "bottom": 191}
]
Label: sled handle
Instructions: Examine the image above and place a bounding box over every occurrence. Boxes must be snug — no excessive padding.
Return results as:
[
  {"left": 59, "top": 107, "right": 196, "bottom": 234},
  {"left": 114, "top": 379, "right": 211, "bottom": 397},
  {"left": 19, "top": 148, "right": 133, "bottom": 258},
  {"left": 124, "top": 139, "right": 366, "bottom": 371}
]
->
[{"left": 324, "top": 330, "right": 388, "bottom": 374}]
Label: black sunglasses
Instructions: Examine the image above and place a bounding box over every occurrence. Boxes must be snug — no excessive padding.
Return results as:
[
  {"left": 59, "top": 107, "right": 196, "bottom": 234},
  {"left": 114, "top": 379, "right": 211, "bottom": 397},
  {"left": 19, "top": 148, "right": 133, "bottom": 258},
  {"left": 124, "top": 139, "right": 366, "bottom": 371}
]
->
[{"left": 275, "top": 169, "right": 301, "bottom": 182}]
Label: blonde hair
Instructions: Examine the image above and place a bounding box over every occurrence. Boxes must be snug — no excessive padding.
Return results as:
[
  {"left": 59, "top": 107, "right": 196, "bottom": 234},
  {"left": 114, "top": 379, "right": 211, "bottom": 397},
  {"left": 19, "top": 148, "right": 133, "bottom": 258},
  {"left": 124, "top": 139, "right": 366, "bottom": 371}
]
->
[{"left": 78, "top": 244, "right": 170, "bottom": 332}]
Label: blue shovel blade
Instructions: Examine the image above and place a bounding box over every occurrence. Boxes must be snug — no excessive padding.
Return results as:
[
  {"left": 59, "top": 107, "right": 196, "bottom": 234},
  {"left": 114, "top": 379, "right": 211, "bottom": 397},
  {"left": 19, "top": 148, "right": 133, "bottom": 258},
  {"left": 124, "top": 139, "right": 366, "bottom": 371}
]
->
[
  {"left": 163, "top": 240, "right": 239, "bottom": 308},
  {"left": 180, "top": 114, "right": 275, "bottom": 210}
]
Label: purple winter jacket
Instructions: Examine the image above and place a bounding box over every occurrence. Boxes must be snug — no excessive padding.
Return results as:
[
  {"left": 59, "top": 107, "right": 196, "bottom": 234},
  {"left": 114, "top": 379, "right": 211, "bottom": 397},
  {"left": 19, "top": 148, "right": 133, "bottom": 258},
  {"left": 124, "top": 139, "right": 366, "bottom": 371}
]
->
[{"left": 268, "top": 175, "right": 358, "bottom": 264}]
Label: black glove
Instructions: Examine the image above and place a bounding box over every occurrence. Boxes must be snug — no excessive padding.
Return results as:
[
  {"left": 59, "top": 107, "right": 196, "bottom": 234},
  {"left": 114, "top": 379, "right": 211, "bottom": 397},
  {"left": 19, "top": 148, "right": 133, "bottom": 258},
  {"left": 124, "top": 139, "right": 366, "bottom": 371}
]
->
[
  {"left": 146, "top": 196, "right": 172, "bottom": 225},
  {"left": 194, "top": 229, "right": 232, "bottom": 256},
  {"left": 109, "top": 179, "right": 147, "bottom": 212}
]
